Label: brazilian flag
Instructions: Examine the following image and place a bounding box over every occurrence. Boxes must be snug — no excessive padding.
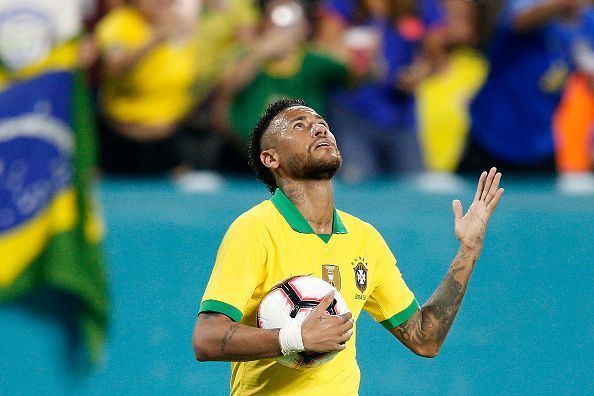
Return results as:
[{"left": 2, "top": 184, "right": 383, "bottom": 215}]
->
[{"left": 0, "top": 70, "right": 108, "bottom": 363}]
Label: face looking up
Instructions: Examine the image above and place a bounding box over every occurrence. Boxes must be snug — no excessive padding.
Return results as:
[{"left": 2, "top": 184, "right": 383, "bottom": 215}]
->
[{"left": 261, "top": 106, "right": 342, "bottom": 181}]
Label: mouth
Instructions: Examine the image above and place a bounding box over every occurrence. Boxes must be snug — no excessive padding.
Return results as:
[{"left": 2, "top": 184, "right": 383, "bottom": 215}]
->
[{"left": 313, "top": 140, "right": 334, "bottom": 150}]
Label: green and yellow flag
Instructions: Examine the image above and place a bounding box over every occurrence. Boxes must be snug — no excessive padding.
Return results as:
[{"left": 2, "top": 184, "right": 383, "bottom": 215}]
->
[{"left": 0, "top": 68, "right": 108, "bottom": 363}]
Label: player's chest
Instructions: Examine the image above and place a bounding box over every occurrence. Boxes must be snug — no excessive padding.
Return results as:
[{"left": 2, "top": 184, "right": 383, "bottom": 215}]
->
[{"left": 264, "top": 236, "right": 375, "bottom": 314}]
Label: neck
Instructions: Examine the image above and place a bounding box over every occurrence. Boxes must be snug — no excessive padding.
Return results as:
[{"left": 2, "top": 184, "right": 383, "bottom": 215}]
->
[{"left": 278, "top": 179, "right": 335, "bottom": 234}]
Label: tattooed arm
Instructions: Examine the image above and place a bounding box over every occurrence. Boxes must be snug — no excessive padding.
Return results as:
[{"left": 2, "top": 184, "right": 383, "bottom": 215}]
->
[
  {"left": 391, "top": 168, "right": 504, "bottom": 357},
  {"left": 192, "top": 292, "right": 353, "bottom": 362},
  {"left": 192, "top": 312, "right": 281, "bottom": 362},
  {"left": 390, "top": 246, "right": 479, "bottom": 357}
]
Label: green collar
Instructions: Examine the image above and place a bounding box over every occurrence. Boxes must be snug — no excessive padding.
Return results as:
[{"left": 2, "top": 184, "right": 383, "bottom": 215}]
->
[{"left": 270, "top": 188, "right": 348, "bottom": 238}]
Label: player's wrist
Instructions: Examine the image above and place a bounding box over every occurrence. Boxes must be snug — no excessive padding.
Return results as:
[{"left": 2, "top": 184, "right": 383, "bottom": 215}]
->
[
  {"left": 278, "top": 321, "right": 305, "bottom": 355},
  {"left": 458, "top": 243, "right": 482, "bottom": 259}
]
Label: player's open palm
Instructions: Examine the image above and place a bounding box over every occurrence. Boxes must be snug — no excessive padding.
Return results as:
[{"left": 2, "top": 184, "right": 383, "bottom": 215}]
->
[
  {"left": 453, "top": 167, "right": 504, "bottom": 252},
  {"left": 301, "top": 291, "right": 353, "bottom": 353}
]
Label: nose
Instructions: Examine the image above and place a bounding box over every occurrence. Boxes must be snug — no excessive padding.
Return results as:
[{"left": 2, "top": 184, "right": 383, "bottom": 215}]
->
[{"left": 311, "top": 123, "right": 328, "bottom": 138}]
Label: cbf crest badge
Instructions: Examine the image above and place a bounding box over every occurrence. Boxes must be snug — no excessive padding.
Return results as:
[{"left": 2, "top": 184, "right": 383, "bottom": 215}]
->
[
  {"left": 352, "top": 258, "right": 368, "bottom": 293},
  {"left": 322, "top": 265, "right": 341, "bottom": 291}
]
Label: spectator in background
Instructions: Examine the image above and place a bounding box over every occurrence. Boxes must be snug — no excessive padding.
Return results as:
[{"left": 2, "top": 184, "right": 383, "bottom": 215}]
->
[
  {"left": 415, "top": 0, "right": 487, "bottom": 191},
  {"left": 193, "top": 0, "right": 259, "bottom": 103},
  {"left": 317, "top": 0, "right": 448, "bottom": 183},
  {"left": 83, "top": 0, "right": 126, "bottom": 29},
  {"left": 551, "top": 2, "right": 594, "bottom": 193},
  {"left": 95, "top": 0, "right": 201, "bottom": 175},
  {"left": 213, "top": 0, "right": 350, "bottom": 155},
  {"left": 178, "top": 0, "right": 260, "bottom": 174},
  {"left": 460, "top": 0, "right": 583, "bottom": 174}
]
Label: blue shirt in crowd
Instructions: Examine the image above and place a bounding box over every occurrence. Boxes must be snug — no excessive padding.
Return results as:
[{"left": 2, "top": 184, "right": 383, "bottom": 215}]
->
[
  {"left": 469, "top": 0, "right": 594, "bottom": 164},
  {"left": 323, "top": 0, "right": 444, "bottom": 131}
]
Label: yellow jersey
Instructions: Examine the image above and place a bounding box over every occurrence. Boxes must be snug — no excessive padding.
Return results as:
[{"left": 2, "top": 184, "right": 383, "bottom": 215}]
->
[
  {"left": 95, "top": 7, "right": 200, "bottom": 126},
  {"left": 200, "top": 188, "right": 418, "bottom": 395},
  {"left": 417, "top": 48, "right": 488, "bottom": 172},
  {"left": 194, "top": 0, "right": 259, "bottom": 100}
]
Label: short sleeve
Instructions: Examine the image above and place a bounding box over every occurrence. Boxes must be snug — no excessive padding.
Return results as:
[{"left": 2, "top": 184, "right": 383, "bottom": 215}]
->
[
  {"left": 363, "top": 227, "right": 419, "bottom": 329},
  {"left": 199, "top": 214, "right": 268, "bottom": 322}
]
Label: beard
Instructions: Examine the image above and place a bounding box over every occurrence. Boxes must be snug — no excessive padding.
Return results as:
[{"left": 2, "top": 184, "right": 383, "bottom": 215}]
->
[{"left": 285, "top": 150, "right": 342, "bottom": 181}]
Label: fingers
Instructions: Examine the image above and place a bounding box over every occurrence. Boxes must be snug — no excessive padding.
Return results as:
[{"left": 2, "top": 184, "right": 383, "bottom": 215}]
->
[
  {"left": 337, "top": 329, "right": 354, "bottom": 345},
  {"left": 313, "top": 290, "right": 335, "bottom": 313},
  {"left": 338, "top": 311, "right": 353, "bottom": 323},
  {"left": 480, "top": 167, "right": 497, "bottom": 201},
  {"left": 485, "top": 172, "right": 502, "bottom": 205},
  {"left": 303, "top": 309, "right": 354, "bottom": 353},
  {"left": 474, "top": 171, "right": 487, "bottom": 201},
  {"left": 452, "top": 199, "right": 463, "bottom": 223},
  {"left": 487, "top": 188, "right": 504, "bottom": 211},
  {"left": 336, "top": 314, "right": 354, "bottom": 344},
  {"left": 334, "top": 322, "right": 354, "bottom": 350}
]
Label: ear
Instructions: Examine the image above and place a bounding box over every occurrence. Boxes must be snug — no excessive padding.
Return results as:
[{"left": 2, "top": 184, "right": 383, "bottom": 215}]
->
[{"left": 260, "top": 149, "right": 279, "bottom": 170}]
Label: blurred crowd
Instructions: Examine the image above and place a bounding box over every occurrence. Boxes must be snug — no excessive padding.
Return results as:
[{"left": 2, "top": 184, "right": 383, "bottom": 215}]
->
[{"left": 2, "top": 0, "right": 594, "bottom": 193}]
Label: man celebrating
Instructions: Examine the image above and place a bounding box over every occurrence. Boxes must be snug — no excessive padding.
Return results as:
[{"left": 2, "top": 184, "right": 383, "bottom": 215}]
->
[{"left": 192, "top": 99, "right": 504, "bottom": 395}]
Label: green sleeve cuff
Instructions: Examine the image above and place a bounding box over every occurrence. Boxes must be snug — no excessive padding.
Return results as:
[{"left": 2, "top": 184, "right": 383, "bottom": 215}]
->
[
  {"left": 199, "top": 300, "right": 243, "bottom": 322},
  {"left": 379, "top": 299, "right": 420, "bottom": 330}
]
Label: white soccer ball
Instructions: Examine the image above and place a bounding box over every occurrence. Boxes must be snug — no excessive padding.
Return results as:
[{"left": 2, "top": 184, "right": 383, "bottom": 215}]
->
[{"left": 257, "top": 275, "right": 350, "bottom": 368}]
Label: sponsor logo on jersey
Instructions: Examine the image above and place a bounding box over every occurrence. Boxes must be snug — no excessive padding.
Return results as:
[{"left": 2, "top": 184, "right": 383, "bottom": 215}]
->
[{"left": 321, "top": 264, "right": 341, "bottom": 291}]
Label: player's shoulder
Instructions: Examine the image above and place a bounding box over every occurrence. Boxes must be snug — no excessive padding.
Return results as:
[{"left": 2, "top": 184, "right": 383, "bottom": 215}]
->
[
  {"left": 227, "top": 199, "right": 277, "bottom": 233},
  {"left": 336, "top": 209, "right": 382, "bottom": 238}
]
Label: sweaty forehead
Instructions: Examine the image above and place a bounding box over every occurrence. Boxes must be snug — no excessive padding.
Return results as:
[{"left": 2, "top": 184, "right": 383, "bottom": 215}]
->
[
  {"left": 262, "top": 105, "right": 320, "bottom": 147},
  {"left": 282, "top": 106, "right": 321, "bottom": 120},
  {"left": 269, "top": 106, "right": 321, "bottom": 130}
]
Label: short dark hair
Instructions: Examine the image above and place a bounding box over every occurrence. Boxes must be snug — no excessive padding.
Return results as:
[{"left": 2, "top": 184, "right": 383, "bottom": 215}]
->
[{"left": 248, "top": 98, "right": 305, "bottom": 193}]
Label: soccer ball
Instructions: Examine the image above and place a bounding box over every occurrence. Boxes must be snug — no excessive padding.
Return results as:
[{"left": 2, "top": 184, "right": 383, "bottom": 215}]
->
[{"left": 257, "top": 275, "right": 350, "bottom": 368}]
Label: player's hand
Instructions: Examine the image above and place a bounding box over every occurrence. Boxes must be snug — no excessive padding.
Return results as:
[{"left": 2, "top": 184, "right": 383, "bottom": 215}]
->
[
  {"left": 300, "top": 291, "right": 354, "bottom": 353},
  {"left": 452, "top": 167, "right": 504, "bottom": 252}
]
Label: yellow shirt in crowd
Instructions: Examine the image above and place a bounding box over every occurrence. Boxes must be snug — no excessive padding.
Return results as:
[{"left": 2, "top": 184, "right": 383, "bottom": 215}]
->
[
  {"left": 200, "top": 188, "right": 418, "bottom": 395},
  {"left": 195, "top": 0, "right": 259, "bottom": 98},
  {"left": 417, "top": 48, "right": 488, "bottom": 172},
  {"left": 95, "top": 7, "right": 200, "bottom": 126}
]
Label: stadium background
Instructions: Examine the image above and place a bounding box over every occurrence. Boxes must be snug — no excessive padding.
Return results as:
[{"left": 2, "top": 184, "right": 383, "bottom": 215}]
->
[{"left": 2, "top": 176, "right": 593, "bottom": 395}]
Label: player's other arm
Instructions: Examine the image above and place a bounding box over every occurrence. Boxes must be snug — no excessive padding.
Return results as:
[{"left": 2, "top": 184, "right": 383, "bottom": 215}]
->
[
  {"left": 390, "top": 168, "right": 504, "bottom": 358},
  {"left": 192, "top": 312, "right": 281, "bottom": 361},
  {"left": 193, "top": 292, "right": 353, "bottom": 362},
  {"left": 389, "top": 245, "right": 480, "bottom": 358}
]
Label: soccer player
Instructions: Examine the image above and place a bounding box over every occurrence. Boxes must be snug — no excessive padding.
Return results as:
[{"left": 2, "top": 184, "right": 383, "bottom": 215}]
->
[{"left": 192, "top": 98, "right": 504, "bottom": 395}]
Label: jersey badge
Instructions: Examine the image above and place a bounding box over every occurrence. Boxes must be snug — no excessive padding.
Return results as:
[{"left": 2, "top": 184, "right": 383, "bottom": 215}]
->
[
  {"left": 322, "top": 264, "right": 341, "bottom": 291},
  {"left": 351, "top": 257, "right": 368, "bottom": 293}
]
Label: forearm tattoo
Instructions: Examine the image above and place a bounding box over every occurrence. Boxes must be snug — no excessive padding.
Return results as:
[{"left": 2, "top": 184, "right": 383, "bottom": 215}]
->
[
  {"left": 423, "top": 264, "right": 466, "bottom": 342},
  {"left": 221, "top": 324, "right": 240, "bottom": 353},
  {"left": 395, "top": 254, "right": 476, "bottom": 349}
]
